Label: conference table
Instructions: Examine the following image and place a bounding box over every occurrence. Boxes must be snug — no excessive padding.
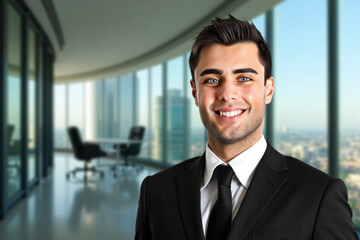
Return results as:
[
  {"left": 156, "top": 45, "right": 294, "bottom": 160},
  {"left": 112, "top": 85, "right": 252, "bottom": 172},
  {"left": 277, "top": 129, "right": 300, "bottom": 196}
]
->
[{"left": 86, "top": 138, "right": 142, "bottom": 169}]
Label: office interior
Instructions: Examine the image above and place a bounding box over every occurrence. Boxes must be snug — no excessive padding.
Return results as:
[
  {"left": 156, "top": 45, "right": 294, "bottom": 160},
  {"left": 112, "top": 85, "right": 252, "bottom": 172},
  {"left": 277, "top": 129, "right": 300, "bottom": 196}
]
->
[{"left": 1, "top": 0, "right": 360, "bottom": 239}]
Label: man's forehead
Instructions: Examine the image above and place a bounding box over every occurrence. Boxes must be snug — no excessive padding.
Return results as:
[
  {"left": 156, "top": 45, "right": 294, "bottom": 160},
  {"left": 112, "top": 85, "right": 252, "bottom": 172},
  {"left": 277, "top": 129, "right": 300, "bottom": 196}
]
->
[
  {"left": 200, "top": 42, "right": 258, "bottom": 54},
  {"left": 195, "top": 43, "right": 264, "bottom": 75}
]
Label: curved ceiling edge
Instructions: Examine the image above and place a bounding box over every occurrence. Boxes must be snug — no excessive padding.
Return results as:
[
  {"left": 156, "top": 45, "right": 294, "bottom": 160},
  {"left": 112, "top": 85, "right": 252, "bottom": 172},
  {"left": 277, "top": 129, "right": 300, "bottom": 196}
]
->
[{"left": 55, "top": 0, "right": 282, "bottom": 84}]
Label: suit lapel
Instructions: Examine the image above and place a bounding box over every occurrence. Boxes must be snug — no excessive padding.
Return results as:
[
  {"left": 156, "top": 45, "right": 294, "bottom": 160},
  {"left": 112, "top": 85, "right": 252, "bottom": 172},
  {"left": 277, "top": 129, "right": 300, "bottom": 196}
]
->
[
  {"left": 176, "top": 154, "right": 206, "bottom": 240},
  {"left": 227, "top": 144, "right": 288, "bottom": 240}
]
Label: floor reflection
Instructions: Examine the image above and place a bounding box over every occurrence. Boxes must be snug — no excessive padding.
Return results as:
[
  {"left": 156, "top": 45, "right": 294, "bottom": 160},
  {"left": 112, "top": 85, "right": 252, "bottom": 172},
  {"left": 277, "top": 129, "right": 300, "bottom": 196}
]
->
[{"left": 0, "top": 153, "right": 158, "bottom": 240}]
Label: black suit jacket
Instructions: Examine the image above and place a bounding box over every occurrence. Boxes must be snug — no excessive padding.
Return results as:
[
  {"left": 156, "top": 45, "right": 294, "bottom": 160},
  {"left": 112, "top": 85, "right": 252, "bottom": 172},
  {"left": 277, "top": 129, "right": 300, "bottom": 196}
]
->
[{"left": 135, "top": 144, "right": 358, "bottom": 239}]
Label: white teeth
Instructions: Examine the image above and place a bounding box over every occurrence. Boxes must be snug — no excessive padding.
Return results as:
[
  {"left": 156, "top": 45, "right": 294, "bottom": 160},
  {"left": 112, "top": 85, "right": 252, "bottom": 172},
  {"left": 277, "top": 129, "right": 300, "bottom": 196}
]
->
[{"left": 219, "top": 110, "right": 243, "bottom": 117}]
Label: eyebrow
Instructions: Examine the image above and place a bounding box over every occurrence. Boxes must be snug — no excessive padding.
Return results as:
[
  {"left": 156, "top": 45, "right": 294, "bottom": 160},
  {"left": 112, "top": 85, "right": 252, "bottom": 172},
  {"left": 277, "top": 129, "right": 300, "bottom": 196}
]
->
[
  {"left": 199, "top": 68, "right": 258, "bottom": 77},
  {"left": 199, "top": 69, "right": 222, "bottom": 76},
  {"left": 233, "top": 68, "right": 258, "bottom": 75}
]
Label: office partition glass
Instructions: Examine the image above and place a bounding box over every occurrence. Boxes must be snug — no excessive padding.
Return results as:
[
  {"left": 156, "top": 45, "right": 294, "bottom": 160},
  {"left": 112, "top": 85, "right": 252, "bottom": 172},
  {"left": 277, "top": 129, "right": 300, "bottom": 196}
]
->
[
  {"left": 54, "top": 85, "right": 66, "bottom": 148},
  {"left": 1, "top": 0, "right": 54, "bottom": 220},
  {"left": 7, "top": 3, "right": 22, "bottom": 199},
  {"left": 166, "top": 56, "right": 186, "bottom": 164},
  {"left": 27, "top": 26, "right": 37, "bottom": 182},
  {"left": 339, "top": 0, "right": 360, "bottom": 227},
  {"left": 136, "top": 69, "right": 150, "bottom": 159},
  {"left": 273, "top": 0, "right": 328, "bottom": 172},
  {"left": 151, "top": 64, "right": 163, "bottom": 162}
]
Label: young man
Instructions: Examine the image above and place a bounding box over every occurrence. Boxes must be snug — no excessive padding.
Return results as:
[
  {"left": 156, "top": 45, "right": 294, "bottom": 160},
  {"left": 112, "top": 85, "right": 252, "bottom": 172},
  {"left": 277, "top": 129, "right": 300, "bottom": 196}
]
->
[{"left": 135, "top": 15, "right": 358, "bottom": 240}]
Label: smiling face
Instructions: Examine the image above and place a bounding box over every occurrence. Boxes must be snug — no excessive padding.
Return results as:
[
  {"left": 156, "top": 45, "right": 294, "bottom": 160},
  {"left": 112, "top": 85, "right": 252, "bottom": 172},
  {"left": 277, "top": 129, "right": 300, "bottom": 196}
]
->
[{"left": 191, "top": 42, "right": 274, "bottom": 150}]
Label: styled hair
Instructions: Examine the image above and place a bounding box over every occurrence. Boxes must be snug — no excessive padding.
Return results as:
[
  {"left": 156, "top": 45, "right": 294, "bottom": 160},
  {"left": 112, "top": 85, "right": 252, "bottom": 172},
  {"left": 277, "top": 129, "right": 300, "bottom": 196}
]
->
[{"left": 189, "top": 15, "right": 272, "bottom": 84}]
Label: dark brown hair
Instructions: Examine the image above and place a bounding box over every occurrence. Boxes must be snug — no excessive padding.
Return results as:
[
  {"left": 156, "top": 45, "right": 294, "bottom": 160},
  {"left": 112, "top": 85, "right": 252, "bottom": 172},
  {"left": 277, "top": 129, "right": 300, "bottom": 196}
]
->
[{"left": 189, "top": 15, "right": 272, "bottom": 84}]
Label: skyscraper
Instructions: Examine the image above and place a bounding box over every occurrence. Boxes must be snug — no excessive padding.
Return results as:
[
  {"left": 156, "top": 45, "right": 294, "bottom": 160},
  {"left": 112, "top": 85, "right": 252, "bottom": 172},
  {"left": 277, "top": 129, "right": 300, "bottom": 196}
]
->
[{"left": 154, "top": 89, "right": 190, "bottom": 163}]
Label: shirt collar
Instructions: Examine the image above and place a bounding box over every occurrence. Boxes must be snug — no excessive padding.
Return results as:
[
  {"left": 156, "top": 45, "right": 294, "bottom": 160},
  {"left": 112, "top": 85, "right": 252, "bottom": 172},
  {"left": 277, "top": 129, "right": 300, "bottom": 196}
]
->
[{"left": 202, "top": 135, "right": 267, "bottom": 190}]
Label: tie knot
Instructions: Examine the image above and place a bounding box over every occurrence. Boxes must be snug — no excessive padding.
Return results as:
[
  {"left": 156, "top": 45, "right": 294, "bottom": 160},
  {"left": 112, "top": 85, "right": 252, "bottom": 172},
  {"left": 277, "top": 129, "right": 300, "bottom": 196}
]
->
[{"left": 214, "top": 165, "right": 234, "bottom": 187}]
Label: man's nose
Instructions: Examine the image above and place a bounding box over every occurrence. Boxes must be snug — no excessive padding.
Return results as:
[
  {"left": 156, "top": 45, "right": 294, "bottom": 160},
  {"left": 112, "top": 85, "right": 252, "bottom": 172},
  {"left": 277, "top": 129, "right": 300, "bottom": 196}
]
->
[{"left": 217, "top": 80, "right": 239, "bottom": 102}]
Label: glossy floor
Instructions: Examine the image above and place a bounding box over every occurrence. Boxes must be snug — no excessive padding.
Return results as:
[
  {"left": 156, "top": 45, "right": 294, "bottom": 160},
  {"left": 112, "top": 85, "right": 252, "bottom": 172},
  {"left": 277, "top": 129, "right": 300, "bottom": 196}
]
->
[{"left": 0, "top": 153, "right": 159, "bottom": 240}]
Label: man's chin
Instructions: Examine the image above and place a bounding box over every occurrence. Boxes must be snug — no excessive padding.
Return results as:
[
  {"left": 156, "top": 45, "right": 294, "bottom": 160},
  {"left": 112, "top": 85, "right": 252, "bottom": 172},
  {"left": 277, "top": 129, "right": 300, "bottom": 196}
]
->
[{"left": 209, "top": 130, "right": 246, "bottom": 145}]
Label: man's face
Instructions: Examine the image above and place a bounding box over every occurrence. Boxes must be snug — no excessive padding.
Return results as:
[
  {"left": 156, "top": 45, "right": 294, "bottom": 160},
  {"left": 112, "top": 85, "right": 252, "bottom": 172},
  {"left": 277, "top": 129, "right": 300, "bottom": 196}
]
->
[{"left": 191, "top": 42, "right": 274, "bottom": 145}]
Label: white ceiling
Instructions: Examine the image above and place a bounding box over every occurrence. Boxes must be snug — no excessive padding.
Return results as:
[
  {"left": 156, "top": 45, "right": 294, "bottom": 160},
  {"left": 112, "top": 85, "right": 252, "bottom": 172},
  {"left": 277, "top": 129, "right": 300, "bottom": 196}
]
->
[{"left": 24, "top": 0, "right": 282, "bottom": 83}]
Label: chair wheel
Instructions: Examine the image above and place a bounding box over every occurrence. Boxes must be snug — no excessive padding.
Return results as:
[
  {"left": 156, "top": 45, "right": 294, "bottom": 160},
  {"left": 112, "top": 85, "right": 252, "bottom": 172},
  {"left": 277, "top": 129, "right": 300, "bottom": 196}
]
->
[
  {"left": 101, "top": 173, "right": 104, "bottom": 178},
  {"left": 66, "top": 174, "right": 70, "bottom": 179},
  {"left": 113, "top": 173, "right": 117, "bottom": 178}
]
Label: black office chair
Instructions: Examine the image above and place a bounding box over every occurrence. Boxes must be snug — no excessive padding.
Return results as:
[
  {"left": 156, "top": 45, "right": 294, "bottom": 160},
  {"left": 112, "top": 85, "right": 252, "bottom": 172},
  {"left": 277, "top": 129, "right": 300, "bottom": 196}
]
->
[
  {"left": 67, "top": 126, "right": 106, "bottom": 180},
  {"left": 7, "top": 125, "right": 15, "bottom": 142},
  {"left": 111, "top": 126, "right": 145, "bottom": 177},
  {"left": 7, "top": 124, "right": 18, "bottom": 155},
  {"left": 7, "top": 124, "right": 21, "bottom": 177}
]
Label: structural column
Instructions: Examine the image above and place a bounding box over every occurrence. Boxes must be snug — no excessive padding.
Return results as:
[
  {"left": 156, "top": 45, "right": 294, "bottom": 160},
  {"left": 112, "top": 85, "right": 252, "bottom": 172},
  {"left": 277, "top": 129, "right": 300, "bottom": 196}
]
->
[
  {"left": 0, "top": 0, "right": 8, "bottom": 219},
  {"left": 265, "top": 9, "right": 275, "bottom": 145},
  {"left": 328, "top": 0, "right": 339, "bottom": 177}
]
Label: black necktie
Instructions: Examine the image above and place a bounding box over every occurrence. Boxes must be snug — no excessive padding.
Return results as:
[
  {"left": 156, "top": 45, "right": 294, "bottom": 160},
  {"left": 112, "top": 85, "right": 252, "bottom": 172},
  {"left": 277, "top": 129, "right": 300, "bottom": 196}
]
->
[{"left": 206, "top": 165, "right": 234, "bottom": 240}]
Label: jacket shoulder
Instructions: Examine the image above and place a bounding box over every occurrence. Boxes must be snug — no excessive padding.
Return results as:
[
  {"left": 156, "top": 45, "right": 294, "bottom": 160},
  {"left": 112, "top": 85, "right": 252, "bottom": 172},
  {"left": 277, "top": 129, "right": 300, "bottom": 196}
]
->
[
  {"left": 283, "top": 155, "right": 336, "bottom": 190},
  {"left": 145, "top": 155, "right": 203, "bottom": 185},
  {"left": 285, "top": 155, "right": 332, "bottom": 178},
  {"left": 265, "top": 143, "right": 333, "bottom": 184}
]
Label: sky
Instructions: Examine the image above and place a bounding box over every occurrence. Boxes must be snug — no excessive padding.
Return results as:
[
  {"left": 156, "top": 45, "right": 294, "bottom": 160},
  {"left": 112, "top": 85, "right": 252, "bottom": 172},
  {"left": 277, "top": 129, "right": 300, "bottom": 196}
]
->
[{"left": 259, "top": 0, "right": 359, "bottom": 131}]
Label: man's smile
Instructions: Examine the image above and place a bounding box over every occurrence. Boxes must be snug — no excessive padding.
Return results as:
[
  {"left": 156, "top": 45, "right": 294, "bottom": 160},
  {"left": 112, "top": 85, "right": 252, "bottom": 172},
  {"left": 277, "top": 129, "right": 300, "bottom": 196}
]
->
[{"left": 214, "top": 108, "right": 246, "bottom": 119}]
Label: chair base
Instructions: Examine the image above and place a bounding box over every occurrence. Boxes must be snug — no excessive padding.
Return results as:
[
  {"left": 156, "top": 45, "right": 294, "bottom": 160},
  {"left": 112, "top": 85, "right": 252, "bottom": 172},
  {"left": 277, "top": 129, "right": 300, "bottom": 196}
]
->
[
  {"left": 66, "top": 165, "right": 104, "bottom": 180},
  {"left": 110, "top": 161, "right": 143, "bottom": 177}
]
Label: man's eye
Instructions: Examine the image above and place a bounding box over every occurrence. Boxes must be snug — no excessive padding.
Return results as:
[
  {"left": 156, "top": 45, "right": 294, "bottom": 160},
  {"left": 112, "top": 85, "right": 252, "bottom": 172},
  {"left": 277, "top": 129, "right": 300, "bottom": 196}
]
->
[
  {"left": 205, "top": 78, "right": 219, "bottom": 84},
  {"left": 239, "top": 76, "right": 251, "bottom": 82}
]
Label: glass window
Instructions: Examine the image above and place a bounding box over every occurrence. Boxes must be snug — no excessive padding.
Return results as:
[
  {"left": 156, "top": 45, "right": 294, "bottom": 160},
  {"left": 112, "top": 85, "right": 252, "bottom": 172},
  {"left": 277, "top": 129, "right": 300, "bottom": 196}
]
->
[
  {"left": 54, "top": 84, "right": 66, "bottom": 148},
  {"left": 119, "top": 74, "right": 134, "bottom": 139},
  {"left": 27, "top": 26, "right": 37, "bottom": 182},
  {"left": 68, "top": 83, "right": 85, "bottom": 140},
  {"left": 273, "top": 0, "right": 328, "bottom": 172},
  {"left": 251, "top": 14, "right": 267, "bottom": 133},
  {"left": 252, "top": 13, "right": 266, "bottom": 37},
  {"left": 166, "top": 56, "right": 185, "bottom": 164},
  {"left": 339, "top": 0, "right": 360, "bottom": 227},
  {"left": 151, "top": 64, "right": 163, "bottom": 162},
  {"left": 103, "top": 77, "right": 118, "bottom": 138},
  {"left": 136, "top": 69, "right": 150, "bottom": 159},
  {"left": 84, "top": 81, "right": 97, "bottom": 140},
  {"left": 95, "top": 80, "right": 105, "bottom": 138},
  {"left": 185, "top": 52, "right": 206, "bottom": 157},
  {"left": 7, "top": 3, "right": 22, "bottom": 199}
]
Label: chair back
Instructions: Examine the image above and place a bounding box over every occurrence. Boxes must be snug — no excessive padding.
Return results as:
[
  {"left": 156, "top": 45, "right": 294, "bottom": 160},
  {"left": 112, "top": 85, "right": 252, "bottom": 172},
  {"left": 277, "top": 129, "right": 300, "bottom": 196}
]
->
[
  {"left": 126, "top": 126, "right": 145, "bottom": 155},
  {"left": 67, "top": 126, "right": 84, "bottom": 158},
  {"left": 7, "top": 124, "right": 17, "bottom": 155}
]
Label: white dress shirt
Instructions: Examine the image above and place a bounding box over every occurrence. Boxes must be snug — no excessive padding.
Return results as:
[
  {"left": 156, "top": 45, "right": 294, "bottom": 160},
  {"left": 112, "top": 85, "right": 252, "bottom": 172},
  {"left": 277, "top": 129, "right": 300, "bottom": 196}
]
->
[{"left": 200, "top": 135, "right": 267, "bottom": 236}]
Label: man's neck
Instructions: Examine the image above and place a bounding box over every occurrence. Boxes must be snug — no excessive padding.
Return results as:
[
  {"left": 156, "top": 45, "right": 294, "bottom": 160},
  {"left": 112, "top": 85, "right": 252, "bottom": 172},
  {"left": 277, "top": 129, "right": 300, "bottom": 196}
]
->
[{"left": 207, "top": 132, "right": 262, "bottom": 163}]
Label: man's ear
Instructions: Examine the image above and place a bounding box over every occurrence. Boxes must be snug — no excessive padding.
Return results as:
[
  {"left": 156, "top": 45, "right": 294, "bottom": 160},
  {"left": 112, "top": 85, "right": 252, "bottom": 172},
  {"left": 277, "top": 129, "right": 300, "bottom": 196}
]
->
[
  {"left": 190, "top": 79, "right": 199, "bottom": 106},
  {"left": 265, "top": 77, "right": 274, "bottom": 104}
]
